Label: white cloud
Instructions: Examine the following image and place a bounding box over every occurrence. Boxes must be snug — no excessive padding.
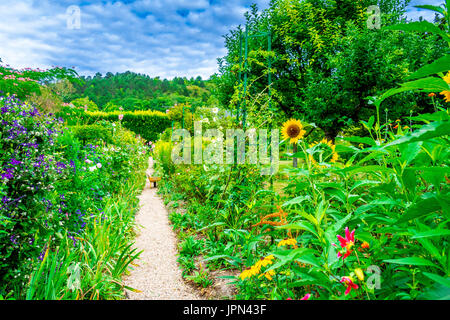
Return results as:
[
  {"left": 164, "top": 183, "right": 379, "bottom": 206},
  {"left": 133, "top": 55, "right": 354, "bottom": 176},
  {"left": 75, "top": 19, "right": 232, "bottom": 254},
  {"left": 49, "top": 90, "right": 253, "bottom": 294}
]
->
[{"left": 0, "top": 0, "right": 270, "bottom": 79}]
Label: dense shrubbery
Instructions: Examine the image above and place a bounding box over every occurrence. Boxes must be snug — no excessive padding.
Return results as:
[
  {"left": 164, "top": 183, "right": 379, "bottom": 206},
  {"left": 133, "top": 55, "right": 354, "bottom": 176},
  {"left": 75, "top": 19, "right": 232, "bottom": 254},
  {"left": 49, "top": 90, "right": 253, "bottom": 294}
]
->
[
  {"left": 154, "top": 1, "right": 450, "bottom": 300},
  {"left": 68, "top": 71, "right": 215, "bottom": 111},
  {"left": 57, "top": 105, "right": 171, "bottom": 142}
]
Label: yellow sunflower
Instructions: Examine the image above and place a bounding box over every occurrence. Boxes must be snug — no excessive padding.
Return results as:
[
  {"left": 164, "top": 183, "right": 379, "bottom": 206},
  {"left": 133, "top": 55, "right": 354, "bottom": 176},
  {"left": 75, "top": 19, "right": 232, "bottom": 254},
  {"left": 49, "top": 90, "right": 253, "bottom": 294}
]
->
[
  {"left": 281, "top": 119, "right": 306, "bottom": 144},
  {"left": 308, "top": 139, "right": 339, "bottom": 166},
  {"left": 441, "top": 91, "right": 450, "bottom": 103}
]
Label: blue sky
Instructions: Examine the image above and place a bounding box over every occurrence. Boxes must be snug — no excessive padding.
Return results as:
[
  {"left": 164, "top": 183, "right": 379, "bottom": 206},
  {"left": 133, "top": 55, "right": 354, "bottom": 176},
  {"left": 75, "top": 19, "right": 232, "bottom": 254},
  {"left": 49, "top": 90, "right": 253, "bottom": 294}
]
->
[{"left": 0, "top": 0, "right": 445, "bottom": 79}]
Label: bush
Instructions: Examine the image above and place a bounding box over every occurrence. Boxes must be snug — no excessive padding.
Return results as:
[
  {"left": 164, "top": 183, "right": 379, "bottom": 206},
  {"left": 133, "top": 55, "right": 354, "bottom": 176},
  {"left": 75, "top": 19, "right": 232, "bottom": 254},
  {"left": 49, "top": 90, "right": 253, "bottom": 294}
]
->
[
  {"left": 0, "top": 95, "right": 148, "bottom": 298},
  {"left": 71, "top": 124, "right": 113, "bottom": 144},
  {"left": 56, "top": 107, "right": 171, "bottom": 142}
]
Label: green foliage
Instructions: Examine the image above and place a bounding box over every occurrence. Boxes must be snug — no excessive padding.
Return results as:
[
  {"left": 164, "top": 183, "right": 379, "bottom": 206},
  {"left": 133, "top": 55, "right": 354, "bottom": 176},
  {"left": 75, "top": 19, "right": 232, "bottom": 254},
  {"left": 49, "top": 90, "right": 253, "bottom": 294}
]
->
[
  {"left": 56, "top": 107, "right": 171, "bottom": 142},
  {"left": 1, "top": 94, "right": 148, "bottom": 299},
  {"left": 0, "top": 61, "right": 79, "bottom": 100},
  {"left": 68, "top": 71, "right": 214, "bottom": 111},
  {"left": 70, "top": 97, "right": 99, "bottom": 112},
  {"left": 71, "top": 124, "right": 113, "bottom": 144},
  {"left": 216, "top": 0, "right": 446, "bottom": 139}
]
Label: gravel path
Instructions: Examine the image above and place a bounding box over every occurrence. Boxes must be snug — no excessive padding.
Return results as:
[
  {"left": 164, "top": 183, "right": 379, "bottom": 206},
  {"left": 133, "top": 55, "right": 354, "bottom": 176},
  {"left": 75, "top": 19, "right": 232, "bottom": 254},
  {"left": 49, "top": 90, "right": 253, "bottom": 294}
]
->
[{"left": 124, "top": 157, "right": 200, "bottom": 300}]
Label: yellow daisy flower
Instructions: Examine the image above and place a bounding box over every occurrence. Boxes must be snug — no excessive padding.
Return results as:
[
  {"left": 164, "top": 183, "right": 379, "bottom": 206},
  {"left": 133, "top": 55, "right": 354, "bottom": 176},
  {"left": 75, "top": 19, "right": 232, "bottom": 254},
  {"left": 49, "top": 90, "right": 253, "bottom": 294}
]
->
[
  {"left": 278, "top": 238, "right": 297, "bottom": 247},
  {"left": 258, "top": 270, "right": 276, "bottom": 281},
  {"left": 239, "top": 255, "right": 275, "bottom": 281},
  {"left": 281, "top": 119, "right": 306, "bottom": 144}
]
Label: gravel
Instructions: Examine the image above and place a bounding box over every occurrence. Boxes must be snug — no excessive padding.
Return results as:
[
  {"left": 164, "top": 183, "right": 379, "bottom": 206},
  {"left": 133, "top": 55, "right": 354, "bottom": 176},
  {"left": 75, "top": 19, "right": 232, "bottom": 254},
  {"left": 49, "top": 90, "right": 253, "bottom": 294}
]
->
[{"left": 124, "top": 158, "right": 201, "bottom": 300}]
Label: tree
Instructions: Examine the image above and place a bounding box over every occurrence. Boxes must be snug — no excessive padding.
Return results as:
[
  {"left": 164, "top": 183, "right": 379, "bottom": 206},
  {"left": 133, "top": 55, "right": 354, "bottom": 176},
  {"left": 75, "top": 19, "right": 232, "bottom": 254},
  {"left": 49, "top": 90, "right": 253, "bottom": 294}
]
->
[{"left": 215, "top": 0, "right": 446, "bottom": 139}]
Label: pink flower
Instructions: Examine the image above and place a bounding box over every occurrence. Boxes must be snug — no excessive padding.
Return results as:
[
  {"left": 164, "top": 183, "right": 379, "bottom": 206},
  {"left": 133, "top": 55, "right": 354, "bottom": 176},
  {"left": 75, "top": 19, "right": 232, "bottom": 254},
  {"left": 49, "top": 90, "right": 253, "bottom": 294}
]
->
[
  {"left": 333, "top": 227, "right": 355, "bottom": 260},
  {"left": 118, "top": 114, "right": 124, "bottom": 121},
  {"left": 340, "top": 276, "right": 359, "bottom": 295},
  {"left": 300, "top": 293, "right": 311, "bottom": 300}
]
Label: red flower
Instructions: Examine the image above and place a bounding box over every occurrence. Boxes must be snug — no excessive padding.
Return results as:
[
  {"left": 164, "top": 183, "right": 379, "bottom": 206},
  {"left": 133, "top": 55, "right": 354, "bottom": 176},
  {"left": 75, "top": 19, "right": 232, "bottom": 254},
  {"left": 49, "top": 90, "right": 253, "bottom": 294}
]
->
[
  {"left": 333, "top": 227, "right": 355, "bottom": 260},
  {"left": 341, "top": 276, "right": 359, "bottom": 295}
]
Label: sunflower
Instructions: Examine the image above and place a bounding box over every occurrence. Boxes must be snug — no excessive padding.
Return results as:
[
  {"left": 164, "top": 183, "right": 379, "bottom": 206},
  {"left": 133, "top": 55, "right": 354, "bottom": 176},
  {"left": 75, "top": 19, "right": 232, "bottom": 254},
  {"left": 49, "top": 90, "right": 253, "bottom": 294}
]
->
[
  {"left": 441, "top": 91, "right": 450, "bottom": 103},
  {"left": 281, "top": 119, "right": 306, "bottom": 144},
  {"left": 308, "top": 139, "right": 339, "bottom": 167},
  {"left": 443, "top": 72, "right": 450, "bottom": 84}
]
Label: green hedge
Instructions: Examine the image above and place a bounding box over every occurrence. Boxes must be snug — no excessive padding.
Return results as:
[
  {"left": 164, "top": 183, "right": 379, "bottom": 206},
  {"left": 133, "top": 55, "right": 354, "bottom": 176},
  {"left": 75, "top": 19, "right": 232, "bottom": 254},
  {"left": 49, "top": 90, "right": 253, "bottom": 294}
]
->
[
  {"left": 58, "top": 107, "right": 171, "bottom": 142},
  {"left": 71, "top": 124, "right": 113, "bottom": 144}
]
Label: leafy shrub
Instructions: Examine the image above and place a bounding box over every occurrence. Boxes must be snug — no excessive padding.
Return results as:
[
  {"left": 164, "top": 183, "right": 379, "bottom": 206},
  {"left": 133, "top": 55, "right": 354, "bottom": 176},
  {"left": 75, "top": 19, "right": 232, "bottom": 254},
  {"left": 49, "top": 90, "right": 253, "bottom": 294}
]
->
[
  {"left": 56, "top": 107, "right": 171, "bottom": 142},
  {"left": 0, "top": 95, "right": 148, "bottom": 298},
  {"left": 71, "top": 124, "right": 113, "bottom": 144}
]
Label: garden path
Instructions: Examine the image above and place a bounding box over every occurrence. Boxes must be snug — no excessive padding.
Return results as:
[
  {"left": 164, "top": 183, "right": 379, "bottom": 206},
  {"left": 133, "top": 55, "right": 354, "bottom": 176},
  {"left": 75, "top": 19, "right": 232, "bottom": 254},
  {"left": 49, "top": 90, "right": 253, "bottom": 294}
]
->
[{"left": 124, "top": 157, "right": 200, "bottom": 300}]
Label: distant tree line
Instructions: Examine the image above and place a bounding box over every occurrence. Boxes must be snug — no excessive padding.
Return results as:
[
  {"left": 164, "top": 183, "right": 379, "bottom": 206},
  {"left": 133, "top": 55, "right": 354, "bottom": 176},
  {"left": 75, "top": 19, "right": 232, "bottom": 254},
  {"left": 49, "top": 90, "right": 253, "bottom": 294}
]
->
[{"left": 68, "top": 71, "right": 217, "bottom": 112}]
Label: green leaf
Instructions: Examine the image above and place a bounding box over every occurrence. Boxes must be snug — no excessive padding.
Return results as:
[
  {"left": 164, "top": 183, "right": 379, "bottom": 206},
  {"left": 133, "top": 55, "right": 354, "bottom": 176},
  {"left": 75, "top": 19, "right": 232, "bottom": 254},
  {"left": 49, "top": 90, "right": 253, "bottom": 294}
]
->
[
  {"left": 384, "top": 21, "right": 450, "bottom": 41},
  {"left": 376, "top": 78, "right": 449, "bottom": 106},
  {"left": 340, "top": 136, "right": 376, "bottom": 146},
  {"left": 385, "top": 121, "right": 450, "bottom": 148},
  {"left": 384, "top": 257, "right": 439, "bottom": 268},
  {"left": 408, "top": 54, "right": 450, "bottom": 80},
  {"left": 413, "top": 5, "right": 445, "bottom": 16},
  {"left": 268, "top": 248, "right": 316, "bottom": 271},
  {"left": 423, "top": 272, "right": 450, "bottom": 288},
  {"left": 397, "top": 193, "right": 443, "bottom": 223},
  {"left": 282, "top": 195, "right": 311, "bottom": 207},
  {"left": 277, "top": 222, "right": 318, "bottom": 237}
]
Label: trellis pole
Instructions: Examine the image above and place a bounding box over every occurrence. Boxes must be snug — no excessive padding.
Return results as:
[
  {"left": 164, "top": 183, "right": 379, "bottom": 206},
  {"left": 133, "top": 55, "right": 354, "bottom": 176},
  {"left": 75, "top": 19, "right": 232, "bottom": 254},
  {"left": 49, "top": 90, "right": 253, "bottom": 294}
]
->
[{"left": 235, "top": 25, "right": 274, "bottom": 192}]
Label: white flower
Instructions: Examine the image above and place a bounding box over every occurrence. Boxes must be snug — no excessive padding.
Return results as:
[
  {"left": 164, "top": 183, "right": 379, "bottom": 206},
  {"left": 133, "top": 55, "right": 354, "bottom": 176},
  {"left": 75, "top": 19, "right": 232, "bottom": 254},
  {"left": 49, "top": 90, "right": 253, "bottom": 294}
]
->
[
  {"left": 212, "top": 108, "right": 219, "bottom": 114},
  {"left": 85, "top": 159, "right": 93, "bottom": 164},
  {"left": 89, "top": 166, "right": 97, "bottom": 172},
  {"left": 96, "top": 163, "right": 102, "bottom": 169}
]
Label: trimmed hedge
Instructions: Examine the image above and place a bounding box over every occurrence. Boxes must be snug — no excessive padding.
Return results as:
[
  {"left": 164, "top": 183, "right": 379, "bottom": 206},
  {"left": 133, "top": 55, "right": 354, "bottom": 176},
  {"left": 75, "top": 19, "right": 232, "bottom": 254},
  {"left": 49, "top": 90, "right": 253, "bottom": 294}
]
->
[
  {"left": 71, "top": 124, "right": 113, "bottom": 144},
  {"left": 58, "top": 107, "right": 171, "bottom": 142}
]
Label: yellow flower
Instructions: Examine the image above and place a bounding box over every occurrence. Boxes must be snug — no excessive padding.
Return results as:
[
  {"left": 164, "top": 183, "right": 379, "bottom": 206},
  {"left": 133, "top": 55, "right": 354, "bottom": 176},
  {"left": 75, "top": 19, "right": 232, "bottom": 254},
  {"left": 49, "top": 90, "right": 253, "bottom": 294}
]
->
[
  {"left": 239, "top": 266, "right": 260, "bottom": 280},
  {"left": 281, "top": 119, "right": 306, "bottom": 144},
  {"left": 255, "top": 255, "right": 275, "bottom": 269},
  {"left": 278, "top": 238, "right": 297, "bottom": 247},
  {"left": 354, "top": 268, "right": 365, "bottom": 282},
  {"left": 259, "top": 270, "right": 276, "bottom": 281},
  {"left": 239, "top": 255, "right": 275, "bottom": 281},
  {"left": 440, "top": 91, "right": 450, "bottom": 103},
  {"left": 443, "top": 72, "right": 450, "bottom": 84},
  {"left": 309, "top": 139, "right": 339, "bottom": 166}
]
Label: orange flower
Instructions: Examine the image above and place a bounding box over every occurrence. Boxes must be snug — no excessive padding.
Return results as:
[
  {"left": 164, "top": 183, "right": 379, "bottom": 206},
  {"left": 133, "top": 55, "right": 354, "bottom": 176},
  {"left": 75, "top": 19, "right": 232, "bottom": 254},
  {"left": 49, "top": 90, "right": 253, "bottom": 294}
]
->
[
  {"left": 428, "top": 93, "right": 436, "bottom": 97},
  {"left": 361, "top": 241, "right": 370, "bottom": 249}
]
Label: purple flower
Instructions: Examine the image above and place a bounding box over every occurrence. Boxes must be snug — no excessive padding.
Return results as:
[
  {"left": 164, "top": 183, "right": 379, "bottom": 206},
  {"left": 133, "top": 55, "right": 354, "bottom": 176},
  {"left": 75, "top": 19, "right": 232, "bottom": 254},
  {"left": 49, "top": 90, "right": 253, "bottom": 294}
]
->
[
  {"left": 10, "top": 158, "right": 22, "bottom": 166},
  {"left": 10, "top": 235, "right": 18, "bottom": 245},
  {"left": 1, "top": 168, "right": 14, "bottom": 180}
]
